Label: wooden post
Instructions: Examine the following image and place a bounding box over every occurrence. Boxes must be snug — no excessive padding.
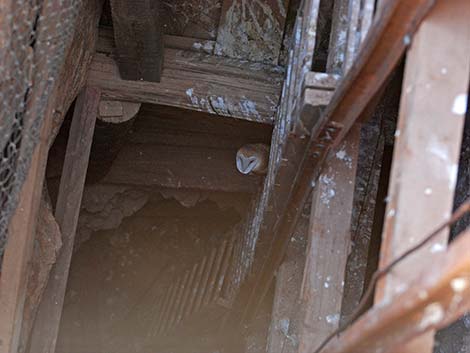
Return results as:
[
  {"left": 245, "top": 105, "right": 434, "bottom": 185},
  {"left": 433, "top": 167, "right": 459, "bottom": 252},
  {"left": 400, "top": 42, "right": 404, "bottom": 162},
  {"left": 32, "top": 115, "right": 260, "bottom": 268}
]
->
[
  {"left": 297, "top": 0, "right": 375, "bottom": 349},
  {"left": 109, "top": 0, "right": 163, "bottom": 82},
  {"left": 240, "top": 0, "right": 435, "bottom": 322},
  {"left": 298, "top": 127, "right": 360, "bottom": 353},
  {"left": 0, "top": 100, "right": 54, "bottom": 353},
  {"left": 321, "top": 227, "right": 470, "bottom": 353},
  {"left": 27, "top": 87, "right": 100, "bottom": 353},
  {"left": 375, "top": 1, "right": 470, "bottom": 352}
]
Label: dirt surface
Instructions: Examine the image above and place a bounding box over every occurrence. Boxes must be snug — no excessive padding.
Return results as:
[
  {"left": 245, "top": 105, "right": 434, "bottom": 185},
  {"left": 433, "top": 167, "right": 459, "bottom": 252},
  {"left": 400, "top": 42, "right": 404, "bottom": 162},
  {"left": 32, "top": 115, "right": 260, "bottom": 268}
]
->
[{"left": 56, "top": 190, "right": 245, "bottom": 353}]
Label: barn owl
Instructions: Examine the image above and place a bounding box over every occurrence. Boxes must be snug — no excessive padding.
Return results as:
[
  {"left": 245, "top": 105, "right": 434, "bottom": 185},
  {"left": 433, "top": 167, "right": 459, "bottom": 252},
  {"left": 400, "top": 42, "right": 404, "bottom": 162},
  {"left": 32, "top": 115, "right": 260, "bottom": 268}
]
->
[{"left": 236, "top": 144, "right": 270, "bottom": 175}]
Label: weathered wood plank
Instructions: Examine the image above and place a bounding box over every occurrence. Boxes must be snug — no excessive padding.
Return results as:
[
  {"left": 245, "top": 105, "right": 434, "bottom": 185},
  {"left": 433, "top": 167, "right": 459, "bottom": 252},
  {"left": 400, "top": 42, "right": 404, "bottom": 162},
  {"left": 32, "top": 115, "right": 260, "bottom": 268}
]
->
[
  {"left": 0, "top": 1, "right": 102, "bottom": 350},
  {"left": 321, "top": 227, "right": 470, "bottom": 353},
  {"left": 97, "top": 26, "right": 216, "bottom": 55},
  {"left": 27, "top": 87, "right": 100, "bottom": 353},
  {"left": 102, "top": 143, "right": 262, "bottom": 193},
  {"left": 88, "top": 48, "right": 283, "bottom": 123},
  {"left": 109, "top": 0, "right": 163, "bottom": 82},
  {"left": 240, "top": 0, "right": 436, "bottom": 322},
  {"left": 375, "top": 1, "right": 470, "bottom": 352},
  {"left": 0, "top": 100, "right": 54, "bottom": 353},
  {"left": 298, "top": 127, "right": 360, "bottom": 353},
  {"left": 267, "top": 210, "right": 308, "bottom": 353},
  {"left": 215, "top": 0, "right": 289, "bottom": 64},
  {"left": 123, "top": 104, "right": 273, "bottom": 150}
]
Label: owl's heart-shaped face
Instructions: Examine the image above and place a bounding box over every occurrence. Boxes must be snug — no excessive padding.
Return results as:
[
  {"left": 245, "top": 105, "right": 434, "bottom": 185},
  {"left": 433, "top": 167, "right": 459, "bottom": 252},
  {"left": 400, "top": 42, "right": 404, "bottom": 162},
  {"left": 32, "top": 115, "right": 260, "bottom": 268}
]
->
[{"left": 236, "top": 153, "right": 259, "bottom": 174}]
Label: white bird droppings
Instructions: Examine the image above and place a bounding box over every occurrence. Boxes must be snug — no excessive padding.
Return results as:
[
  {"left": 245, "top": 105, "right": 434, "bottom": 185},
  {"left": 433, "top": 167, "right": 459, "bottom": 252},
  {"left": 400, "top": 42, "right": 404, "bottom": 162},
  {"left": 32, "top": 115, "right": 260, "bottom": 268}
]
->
[
  {"left": 419, "top": 303, "right": 444, "bottom": 329},
  {"left": 452, "top": 94, "right": 468, "bottom": 115},
  {"left": 451, "top": 277, "right": 469, "bottom": 293},
  {"left": 326, "top": 314, "right": 340, "bottom": 325},
  {"left": 430, "top": 243, "right": 445, "bottom": 253}
]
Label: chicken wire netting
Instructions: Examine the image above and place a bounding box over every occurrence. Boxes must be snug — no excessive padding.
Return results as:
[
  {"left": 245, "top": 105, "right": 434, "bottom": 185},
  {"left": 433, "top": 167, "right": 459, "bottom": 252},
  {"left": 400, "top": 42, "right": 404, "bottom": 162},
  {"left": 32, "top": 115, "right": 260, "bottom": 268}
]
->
[{"left": 0, "top": 1, "right": 79, "bottom": 263}]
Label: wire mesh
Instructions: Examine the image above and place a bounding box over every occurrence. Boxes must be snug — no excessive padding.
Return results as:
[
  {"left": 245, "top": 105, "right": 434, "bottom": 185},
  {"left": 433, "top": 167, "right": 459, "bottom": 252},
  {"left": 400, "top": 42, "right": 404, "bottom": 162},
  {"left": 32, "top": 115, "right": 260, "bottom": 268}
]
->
[{"left": 0, "top": 0, "right": 79, "bottom": 262}]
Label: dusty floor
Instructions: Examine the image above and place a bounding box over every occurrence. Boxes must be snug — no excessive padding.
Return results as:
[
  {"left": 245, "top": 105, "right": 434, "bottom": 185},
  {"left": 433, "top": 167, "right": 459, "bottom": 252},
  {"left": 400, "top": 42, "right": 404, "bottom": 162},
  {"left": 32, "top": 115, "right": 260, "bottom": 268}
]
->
[{"left": 55, "top": 189, "right": 272, "bottom": 353}]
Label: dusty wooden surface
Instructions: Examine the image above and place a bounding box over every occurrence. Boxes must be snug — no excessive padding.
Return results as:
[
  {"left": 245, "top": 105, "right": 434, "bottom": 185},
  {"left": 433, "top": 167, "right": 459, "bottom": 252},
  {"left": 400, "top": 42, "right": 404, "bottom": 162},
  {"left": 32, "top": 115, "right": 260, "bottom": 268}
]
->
[
  {"left": 0, "top": 102, "right": 54, "bottom": 353},
  {"left": 110, "top": 0, "right": 163, "bottom": 82},
  {"left": 103, "top": 143, "right": 262, "bottom": 193},
  {"left": 267, "top": 208, "right": 308, "bottom": 353},
  {"left": 0, "top": 1, "right": 102, "bottom": 351},
  {"left": 88, "top": 40, "right": 283, "bottom": 123},
  {"left": 322, "top": 228, "right": 470, "bottom": 353},
  {"left": 99, "top": 103, "right": 269, "bottom": 192},
  {"left": 375, "top": 1, "right": 470, "bottom": 352},
  {"left": 298, "top": 127, "right": 360, "bottom": 353},
  {"left": 239, "top": 0, "right": 436, "bottom": 321},
  {"left": 27, "top": 87, "right": 100, "bottom": 353}
]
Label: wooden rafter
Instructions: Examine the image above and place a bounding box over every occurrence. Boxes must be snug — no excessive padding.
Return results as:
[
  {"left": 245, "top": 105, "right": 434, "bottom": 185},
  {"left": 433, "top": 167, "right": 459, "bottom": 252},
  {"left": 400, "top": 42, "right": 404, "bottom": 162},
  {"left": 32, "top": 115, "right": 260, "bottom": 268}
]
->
[
  {"left": 320, "top": 227, "right": 470, "bottom": 353},
  {"left": 0, "top": 96, "right": 54, "bottom": 353},
  {"left": 297, "top": 0, "right": 374, "bottom": 349},
  {"left": 298, "top": 126, "right": 361, "bottom": 353},
  {"left": 375, "top": 1, "right": 470, "bottom": 352},
  {"left": 88, "top": 31, "right": 283, "bottom": 124},
  {"left": 27, "top": 87, "right": 100, "bottom": 353},
  {"left": 102, "top": 143, "right": 263, "bottom": 193},
  {"left": 241, "top": 0, "right": 437, "bottom": 322},
  {"left": 0, "top": 1, "right": 103, "bottom": 351},
  {"left": 109, "top": 0, "right": 163, "bottom": 82}
]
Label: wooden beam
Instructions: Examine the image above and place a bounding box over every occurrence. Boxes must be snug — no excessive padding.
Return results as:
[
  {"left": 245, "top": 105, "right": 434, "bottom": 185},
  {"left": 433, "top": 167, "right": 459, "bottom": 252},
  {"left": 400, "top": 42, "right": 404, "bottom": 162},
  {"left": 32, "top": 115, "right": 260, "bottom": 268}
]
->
[
  {"left": 297, "top": 0, "right": 374, "bottom": 342},
  {"left": 88, "top": 31, "right": 283, "bottom": 124},
  {"left": 27, "top": 87, "right": 100, "bottom": 353},
  {"left": 0, "top": 98, "right": 54, "bottom": 353},
  {"left": 102, "top": 143, "right": 262, "bottom": 193},
  {"left": 320, "top": 227, "right": 470, "bottom": 353},
  {"left": 241, "top": 0, "right": 436, "bottom": 322},
  {"left": 109, "top": 0, "right": 163, "bottom": 82},
  {"left": 298, "top": 127, "right": 360, "bottom": 353},
  {"left": 327, "top": 0, "right": 375, "bottom": 75},
  {"left": 97, "top": 26, "right": 216, "bottom": 55},
  {"left": 0, "top": 0, "right": 103, "bottom": 350},
  {"left": 267, "top": 211, "right": 308, "bottom": 353},
  {"left": 374, "top": 1, "right": 470, "bottom": 352},
  {"left": 215, "top": 0, "right": 289, "bottom": 65}
]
